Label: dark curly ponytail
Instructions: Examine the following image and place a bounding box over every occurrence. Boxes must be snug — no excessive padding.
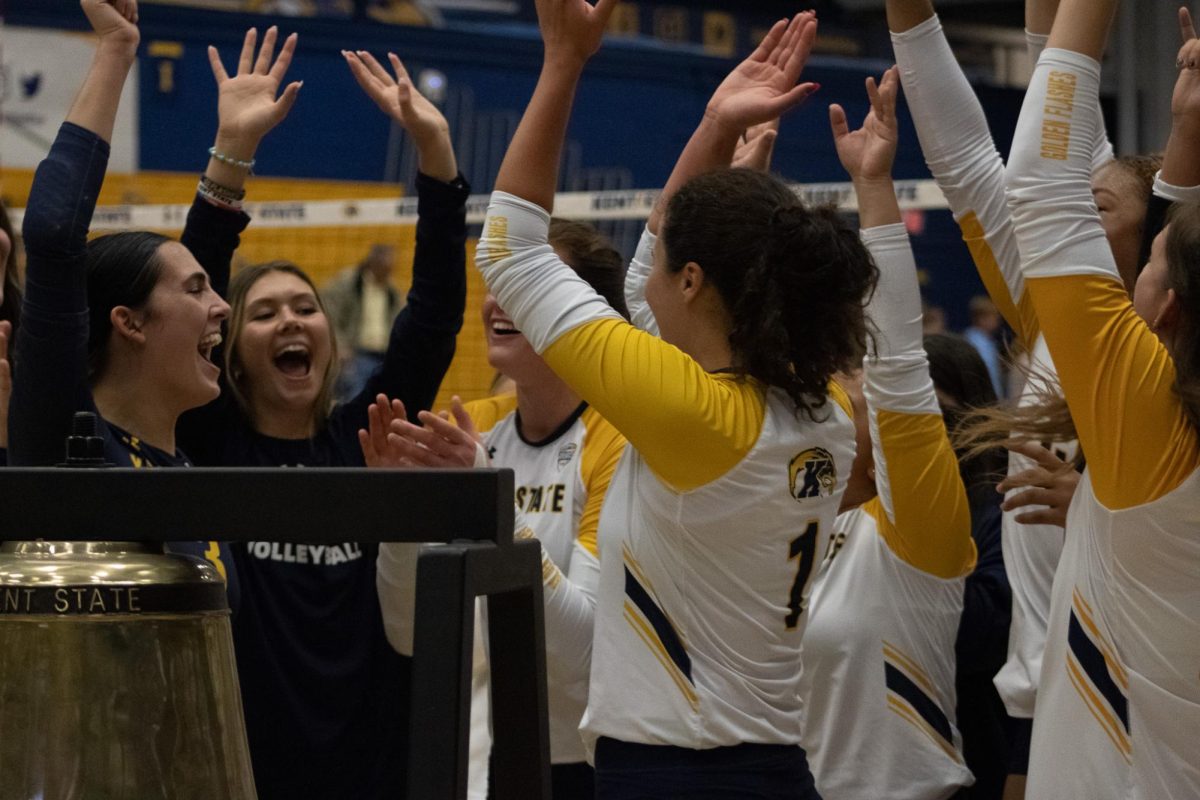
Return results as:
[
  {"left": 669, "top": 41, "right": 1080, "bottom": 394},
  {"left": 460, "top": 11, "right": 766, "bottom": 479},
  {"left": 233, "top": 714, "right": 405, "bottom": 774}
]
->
[{"left": 661, "top": 168, "right": 878, "bottom": 419}]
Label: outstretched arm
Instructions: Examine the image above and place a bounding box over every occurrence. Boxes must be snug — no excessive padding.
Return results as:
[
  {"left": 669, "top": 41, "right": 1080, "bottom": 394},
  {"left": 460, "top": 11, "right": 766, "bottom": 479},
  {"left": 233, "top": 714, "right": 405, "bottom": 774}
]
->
[
  {"left": 203, "top": 26, "right": 301, "bottom": 196},
  {"left": 493, "top": 0, "right": 617, "bottom": 210},
  {"left": 834, "top": 67, "right": 973, "bottom": 578},
  {"left": 340, "top": 52, "right": 470, "bottom": 426},
  {"left": 11, "top": 0, "right": 140, "bottom": 466},
  {"left": 1005, "top": 0, "right": 1199, "bottom": 509},
  {"left": 66, "top": 0, "right": 140, "bottom": 142},
  {"left": 647, "top": 14, "right": 816, "bottom": 235},
  {"left": 183, "top": 26, "right": 300, "bottom": 301},
  {"left": 887, "top": 0, "right": 1038, "bottom": 348}
]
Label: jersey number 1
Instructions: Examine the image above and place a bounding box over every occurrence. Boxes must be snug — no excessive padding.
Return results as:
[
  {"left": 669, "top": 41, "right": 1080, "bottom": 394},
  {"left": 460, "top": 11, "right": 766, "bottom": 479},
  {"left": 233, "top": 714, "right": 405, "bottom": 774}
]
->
[{"left": 786, "top": 520, "right": 819, "bottom": 630}]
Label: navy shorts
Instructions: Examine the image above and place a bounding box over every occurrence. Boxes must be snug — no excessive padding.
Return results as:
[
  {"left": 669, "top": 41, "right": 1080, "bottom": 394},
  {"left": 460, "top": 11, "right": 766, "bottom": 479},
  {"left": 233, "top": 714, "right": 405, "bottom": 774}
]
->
[
  {"left": 594, "top": 737, "right": 823, "bottom": 800},
  {"left": 1007, "top": 716, "right": 1034, "bottom": 776}
]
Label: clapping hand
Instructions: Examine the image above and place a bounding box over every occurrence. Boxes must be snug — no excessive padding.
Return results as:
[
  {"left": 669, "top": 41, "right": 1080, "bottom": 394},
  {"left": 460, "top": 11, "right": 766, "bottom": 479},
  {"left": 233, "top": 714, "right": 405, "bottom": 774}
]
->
[{"left": 359, "top": 395, "right": 482, "bottom": 469}]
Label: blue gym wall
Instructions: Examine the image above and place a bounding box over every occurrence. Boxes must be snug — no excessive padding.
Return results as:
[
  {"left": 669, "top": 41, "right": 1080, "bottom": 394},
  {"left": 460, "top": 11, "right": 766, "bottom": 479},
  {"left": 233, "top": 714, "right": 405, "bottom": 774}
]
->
[{"left": 5, "top": 0, "right": 1031, "bottom": 331}]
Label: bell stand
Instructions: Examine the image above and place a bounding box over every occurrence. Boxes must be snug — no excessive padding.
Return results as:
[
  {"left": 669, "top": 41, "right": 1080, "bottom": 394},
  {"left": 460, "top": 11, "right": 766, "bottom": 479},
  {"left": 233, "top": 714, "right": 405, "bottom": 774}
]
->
[{"left": 0, "top": 467, "right": 550, "bottom": 800}]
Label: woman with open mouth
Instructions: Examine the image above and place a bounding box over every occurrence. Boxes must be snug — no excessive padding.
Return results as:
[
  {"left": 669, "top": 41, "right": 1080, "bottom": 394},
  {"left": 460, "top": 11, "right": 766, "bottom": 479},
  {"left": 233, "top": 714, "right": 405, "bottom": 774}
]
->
[
  {"left": 173, "top": 48, "right": 470, "bottom": 800},
  {"left": 9, "top": 1, "right": 299, "bottom": 610}
]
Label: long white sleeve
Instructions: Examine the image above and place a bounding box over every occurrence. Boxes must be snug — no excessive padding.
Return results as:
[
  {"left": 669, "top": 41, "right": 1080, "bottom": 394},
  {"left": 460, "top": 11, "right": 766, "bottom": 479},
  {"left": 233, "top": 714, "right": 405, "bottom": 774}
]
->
[{"left": 623, "top": 226, "right": 660, "bottom": 335}]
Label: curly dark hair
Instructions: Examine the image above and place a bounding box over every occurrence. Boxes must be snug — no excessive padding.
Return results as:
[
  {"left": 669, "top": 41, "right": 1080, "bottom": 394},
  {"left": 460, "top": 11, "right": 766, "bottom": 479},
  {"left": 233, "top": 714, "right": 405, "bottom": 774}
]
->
[{"left": 660, "top": 168, "right": 878, "bottom": 418}]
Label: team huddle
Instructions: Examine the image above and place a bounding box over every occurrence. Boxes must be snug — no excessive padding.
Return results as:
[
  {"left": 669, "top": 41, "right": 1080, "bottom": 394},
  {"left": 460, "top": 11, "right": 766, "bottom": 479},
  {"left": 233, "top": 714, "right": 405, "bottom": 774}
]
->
[{"left": 2, "top": 0, "right": 1199, "bottom": 797}]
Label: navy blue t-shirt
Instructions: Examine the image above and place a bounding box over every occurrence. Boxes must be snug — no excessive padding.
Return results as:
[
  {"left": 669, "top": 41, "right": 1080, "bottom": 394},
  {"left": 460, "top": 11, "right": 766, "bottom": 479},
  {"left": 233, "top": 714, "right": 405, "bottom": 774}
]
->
[
  {"left": 176, "top": 170, "right": 469, "bottom": 800},
  {"left": 10, "top": 123, "right": 239, "bottom": 606}
]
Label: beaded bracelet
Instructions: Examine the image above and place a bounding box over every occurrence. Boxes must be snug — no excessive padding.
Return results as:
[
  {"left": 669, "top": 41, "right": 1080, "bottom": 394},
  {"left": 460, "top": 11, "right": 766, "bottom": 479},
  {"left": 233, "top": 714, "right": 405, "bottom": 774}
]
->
[{"left": 208, "top": 146, "right": 256, "bottom": 171}]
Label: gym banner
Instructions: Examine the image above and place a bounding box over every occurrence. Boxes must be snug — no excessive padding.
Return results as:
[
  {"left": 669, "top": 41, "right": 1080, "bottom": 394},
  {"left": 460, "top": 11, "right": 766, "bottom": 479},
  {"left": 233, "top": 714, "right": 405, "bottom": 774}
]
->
[{"left": 0, "top": 26, "right": 140, "bottom": 172}]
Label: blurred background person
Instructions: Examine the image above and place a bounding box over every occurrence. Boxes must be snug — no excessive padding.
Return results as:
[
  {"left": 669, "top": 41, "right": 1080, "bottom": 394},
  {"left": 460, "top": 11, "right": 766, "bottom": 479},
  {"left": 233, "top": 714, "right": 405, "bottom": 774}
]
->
[{"left": 323, "top": 242, "right": 406, "bottom": 400}]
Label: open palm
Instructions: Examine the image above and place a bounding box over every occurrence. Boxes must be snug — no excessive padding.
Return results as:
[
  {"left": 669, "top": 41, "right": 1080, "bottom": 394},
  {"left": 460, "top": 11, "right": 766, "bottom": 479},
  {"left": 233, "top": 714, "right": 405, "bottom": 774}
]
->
[
  {"left": 208, "top": 26, "right": 301, "bottom": 146},
  {"left": 344, "top": 51, "right": 449, "bottom": 143},
  {"left": 707, "top": 13, "right": 817, "bottom": 132}
]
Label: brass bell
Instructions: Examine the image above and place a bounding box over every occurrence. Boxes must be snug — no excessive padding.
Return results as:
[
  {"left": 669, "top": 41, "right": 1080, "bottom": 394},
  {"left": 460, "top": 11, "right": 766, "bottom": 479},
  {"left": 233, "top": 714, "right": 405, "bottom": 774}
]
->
[{"left": 0, "top": 540, "right": 256, "bottom": 799}]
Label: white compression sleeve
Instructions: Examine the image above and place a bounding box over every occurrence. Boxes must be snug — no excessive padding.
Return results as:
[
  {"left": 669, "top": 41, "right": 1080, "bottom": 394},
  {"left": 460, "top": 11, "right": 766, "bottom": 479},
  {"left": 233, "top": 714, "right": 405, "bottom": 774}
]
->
[
  {"left": 623, "top": 226, "right": 660, "bottom": 335},
  {"left": 1154, "top": 171, "right": 1200, "bottom": 203},
  {"left": 891, "top": 16, "right": 1024, "bottom": 306},
  {"left": 861, "top": 223, "right": 941, "bottom": 524},
  {"left": 1029, "top": 30, "right": 1113, "bottom": 173},
  {"left": 1006, "top": 48, "right": 1119, "bottom": 281}
]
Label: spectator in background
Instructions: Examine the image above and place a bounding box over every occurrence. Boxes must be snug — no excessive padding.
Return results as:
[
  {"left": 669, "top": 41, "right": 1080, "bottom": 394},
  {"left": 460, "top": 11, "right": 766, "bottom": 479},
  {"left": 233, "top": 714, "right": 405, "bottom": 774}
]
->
[
  {"left": 922, "top": 300, "right": 946, "bottom": 335},
  {"left": 963, "top": 294, "right": 1004, "bottom": 398},
  {"left": 323, "top": 243, "right": 406, "bottom": 400}
]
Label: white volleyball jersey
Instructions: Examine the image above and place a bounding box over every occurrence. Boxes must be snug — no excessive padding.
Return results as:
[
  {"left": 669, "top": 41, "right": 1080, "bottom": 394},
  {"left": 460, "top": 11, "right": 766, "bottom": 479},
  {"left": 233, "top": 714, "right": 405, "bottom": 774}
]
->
[
  {"left": 478, "top": 191, "right": 857, "bottom": 752},
  {"left": 800, "top": 224, "right": 976, "bottom": 799},
  {"left": 464, "top": 394, "right": 625, "bottom": 765},
  {"left": 802, "top": 506, "right": 973, "bottom": 800},
  {"left": 993, "top": 333, "right": 1076, "bottom": 719},
  {"left": 1007, "top": 48, "right": 1200, "bottom": 800},
  {"left": 581, "top": 385, "right": 856, "bottom": 750}
]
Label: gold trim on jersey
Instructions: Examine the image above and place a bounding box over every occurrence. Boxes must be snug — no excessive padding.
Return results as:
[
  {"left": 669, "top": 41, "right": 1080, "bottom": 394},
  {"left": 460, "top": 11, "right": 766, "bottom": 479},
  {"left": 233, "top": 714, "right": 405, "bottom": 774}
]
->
[
  {"left": 1065, "top": 589, "right": 1132, "bottom": 762},
  {"left": 883, "top": 640, "right": 938, "bottom": 698},
  {"left": 623, "top": 601, "right": 700, "bottom": 710},
  {"left": 886, "top": 696, "right": 961, "bottom": 762},
  {"left": 622, "top": 544, "right": 699, "bottom": 710}
]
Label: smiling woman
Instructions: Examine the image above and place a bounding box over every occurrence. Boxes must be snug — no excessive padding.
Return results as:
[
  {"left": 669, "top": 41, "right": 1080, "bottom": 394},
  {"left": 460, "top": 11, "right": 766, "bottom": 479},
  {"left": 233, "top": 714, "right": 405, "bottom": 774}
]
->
[
  {"left": 222, "top": 261, "right": 338, "bottom": 438},
  {"left": 169, "top": 47, "right": 470, "bottom": 800}
]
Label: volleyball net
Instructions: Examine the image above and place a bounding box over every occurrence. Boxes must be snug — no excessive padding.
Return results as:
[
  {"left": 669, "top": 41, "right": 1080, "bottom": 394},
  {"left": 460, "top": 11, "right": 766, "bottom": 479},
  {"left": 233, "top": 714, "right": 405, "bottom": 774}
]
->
[{"left": 5, "top": 179, "right": 949, "bottom": 408}]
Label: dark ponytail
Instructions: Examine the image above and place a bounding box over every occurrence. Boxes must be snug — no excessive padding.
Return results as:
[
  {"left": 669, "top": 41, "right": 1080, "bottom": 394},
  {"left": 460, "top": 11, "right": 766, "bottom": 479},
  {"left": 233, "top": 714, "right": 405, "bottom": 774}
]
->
[
  {"left": 661, "top": 168, "right": 878, "bottom": 419},
  {"left": 85, "top": 231, "right": 171, "bottom": 379}
]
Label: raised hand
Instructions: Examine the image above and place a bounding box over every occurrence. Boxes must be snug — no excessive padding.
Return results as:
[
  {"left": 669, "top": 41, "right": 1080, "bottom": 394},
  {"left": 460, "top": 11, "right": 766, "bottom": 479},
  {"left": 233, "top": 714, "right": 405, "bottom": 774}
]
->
[
  {"left": 731, "top": 119, "right": 781, "bottom": 173},
  {"left": 208, "top": 27, "right": 302, "bottom": 153},
  {"left": 1173, "top": 7, "right": 1200, "bottom": 119},
  {"left": 830, "top": 66, "right": 901, "bottom": 184},
  {"left": 343, "top": 50, "right": 458, "bottom": 181},
  {"left": 81, "top": 0, "right": 139, "bottom": 51},
  {"left": 706, "top": 14, "right": 818, "bottom": 135},
  {"left": 0, "top": 320, "right": 11, "bottom": 449},
  {"left": 536, "top": 0, "right": 619, "bottom": 68},
  {"left": 997, "top": 441, "right": 1080, "bottom": 528}
]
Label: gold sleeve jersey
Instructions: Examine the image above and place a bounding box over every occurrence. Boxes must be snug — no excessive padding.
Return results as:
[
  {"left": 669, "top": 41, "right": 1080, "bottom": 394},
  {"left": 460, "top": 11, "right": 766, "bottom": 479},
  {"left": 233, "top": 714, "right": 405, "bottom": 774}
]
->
[
  {"left": 1008, "top": 48, "right": 1200, "bottom": 799},
  {"left": 478, "top": 191, "right": 858, "bottom": 751},
  {"left": 890, "top": 15, "right": 1090, "bottom": 723},
  {"left": 801, "top": 224, "right": 973, "bottom": 798}
]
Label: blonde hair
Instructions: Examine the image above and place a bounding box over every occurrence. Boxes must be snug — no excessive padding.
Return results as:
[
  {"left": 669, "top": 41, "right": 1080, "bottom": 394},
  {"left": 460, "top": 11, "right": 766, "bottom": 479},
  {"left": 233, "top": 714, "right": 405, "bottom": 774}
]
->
[{"left": 224, "top": 261, "right": 340, "bottom": 432}]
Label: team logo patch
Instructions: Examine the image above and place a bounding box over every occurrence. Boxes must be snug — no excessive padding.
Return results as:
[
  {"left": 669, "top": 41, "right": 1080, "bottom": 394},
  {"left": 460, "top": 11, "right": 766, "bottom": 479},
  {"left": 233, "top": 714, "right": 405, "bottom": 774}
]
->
[
  {"left": 557, "top": 442, "right": 578, "bottom": 469},
  {"left": 789, "top": 447, "right": 837, "bottom": 500}
]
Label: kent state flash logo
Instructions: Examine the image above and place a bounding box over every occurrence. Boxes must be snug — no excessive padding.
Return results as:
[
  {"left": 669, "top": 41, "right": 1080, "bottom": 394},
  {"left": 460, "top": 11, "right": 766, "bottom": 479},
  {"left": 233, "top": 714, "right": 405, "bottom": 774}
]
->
[{"left": 789, "top": 447, "right": 837, "bottom": 500}]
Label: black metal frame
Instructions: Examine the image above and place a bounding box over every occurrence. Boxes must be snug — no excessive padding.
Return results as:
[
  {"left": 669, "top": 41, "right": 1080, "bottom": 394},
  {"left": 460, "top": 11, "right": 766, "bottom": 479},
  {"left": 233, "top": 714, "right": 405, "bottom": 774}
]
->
[{"left": 0, "top": 467, "right": 550, "bottom": 800}]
